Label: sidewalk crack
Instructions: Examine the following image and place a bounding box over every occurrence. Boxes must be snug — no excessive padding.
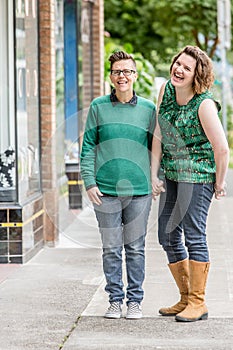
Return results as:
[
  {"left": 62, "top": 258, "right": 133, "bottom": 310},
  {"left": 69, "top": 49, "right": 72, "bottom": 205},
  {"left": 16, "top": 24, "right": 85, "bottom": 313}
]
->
[{"left": 58, "top": 315, "right": 82, "bottom": 349}]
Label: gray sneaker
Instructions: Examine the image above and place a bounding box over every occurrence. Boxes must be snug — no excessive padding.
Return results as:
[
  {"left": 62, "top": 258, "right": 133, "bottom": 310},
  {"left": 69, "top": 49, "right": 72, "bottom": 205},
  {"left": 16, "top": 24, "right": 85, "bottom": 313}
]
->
[
  {"left": 104, "top": 301, "right": 122, "bottom": 319},
  {"left": 126, "top": 302, "right": 142, "bottom": 319}
]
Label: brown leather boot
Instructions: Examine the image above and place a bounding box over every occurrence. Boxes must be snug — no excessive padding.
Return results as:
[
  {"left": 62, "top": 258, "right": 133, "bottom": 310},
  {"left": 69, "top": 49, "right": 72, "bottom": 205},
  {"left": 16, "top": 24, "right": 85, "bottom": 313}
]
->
[
  {"left": 175, "top": 260, "right": 210, "bottom": 322},
  {"left": 159, "top": 259, "right": 189, "bottom": 316}
]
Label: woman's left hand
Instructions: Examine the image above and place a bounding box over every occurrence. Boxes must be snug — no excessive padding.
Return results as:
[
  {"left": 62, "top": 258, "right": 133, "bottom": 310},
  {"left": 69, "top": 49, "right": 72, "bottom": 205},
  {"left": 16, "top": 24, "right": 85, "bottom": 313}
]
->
[{"left": 214, "top": 183, "right": 227, "bottom": 200}]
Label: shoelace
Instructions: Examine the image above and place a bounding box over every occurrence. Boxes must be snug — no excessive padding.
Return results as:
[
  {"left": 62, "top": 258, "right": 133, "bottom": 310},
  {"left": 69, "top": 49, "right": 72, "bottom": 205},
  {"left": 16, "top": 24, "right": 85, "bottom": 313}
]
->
[
  {"left": 108, "top": 302, "right": 121, "bottom": 312},
  {"left": 127, "top": 302, "right": 141, "bottom": 313}
]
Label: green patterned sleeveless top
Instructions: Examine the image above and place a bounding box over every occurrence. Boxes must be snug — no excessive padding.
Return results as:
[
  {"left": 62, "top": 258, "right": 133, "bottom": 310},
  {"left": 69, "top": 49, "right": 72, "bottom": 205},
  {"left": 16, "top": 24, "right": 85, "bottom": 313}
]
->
[{"left": 159, "top": 80, "right": 220, "bottom": 183}]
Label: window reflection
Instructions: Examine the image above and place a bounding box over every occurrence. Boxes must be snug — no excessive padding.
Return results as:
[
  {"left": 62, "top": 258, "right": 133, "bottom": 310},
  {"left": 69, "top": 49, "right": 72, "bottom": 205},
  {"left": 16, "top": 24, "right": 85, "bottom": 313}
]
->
[
  {"left": 0, "top": 0, "right": 16, "bottom": 202},
  {"left": 15, "top": 0, "right": 41, "bottom": 201}
]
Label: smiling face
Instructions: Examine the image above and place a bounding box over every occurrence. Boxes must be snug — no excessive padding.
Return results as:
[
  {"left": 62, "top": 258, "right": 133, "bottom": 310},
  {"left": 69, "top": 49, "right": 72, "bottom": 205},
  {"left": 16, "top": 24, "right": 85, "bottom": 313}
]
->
[
  {"left": 170, "top": 53, "right": 196, "bottom": 90},
  {"left": 110, "top": 59, "right": 138, "bottom": 100}
]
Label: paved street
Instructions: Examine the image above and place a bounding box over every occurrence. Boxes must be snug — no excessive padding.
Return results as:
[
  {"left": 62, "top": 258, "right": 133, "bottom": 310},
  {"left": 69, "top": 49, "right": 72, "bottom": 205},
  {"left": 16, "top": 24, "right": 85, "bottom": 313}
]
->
[{"left": 0, "top": 170, "right": 233, "bottom": 350}]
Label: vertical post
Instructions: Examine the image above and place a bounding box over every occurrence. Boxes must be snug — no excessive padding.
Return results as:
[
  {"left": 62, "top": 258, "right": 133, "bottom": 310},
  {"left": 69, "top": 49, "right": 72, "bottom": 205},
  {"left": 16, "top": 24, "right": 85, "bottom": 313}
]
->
[
  {"left": 64, "top": 0, "right": 83, "bottom": 209},
  {"left": 64, "top": 0, "right": 78, "bottom": 144},
  {"left": 89, "top": 1, "right": 94, "bottom": 101},
  {"left": 82, "top": 0, "right": 97, "bottom": 106},
  {"left": 217, "top": 0, "right": 231, "bottom": 135},
  {"left": 40, "top": 0, "right": 59, "bottom": 244}
]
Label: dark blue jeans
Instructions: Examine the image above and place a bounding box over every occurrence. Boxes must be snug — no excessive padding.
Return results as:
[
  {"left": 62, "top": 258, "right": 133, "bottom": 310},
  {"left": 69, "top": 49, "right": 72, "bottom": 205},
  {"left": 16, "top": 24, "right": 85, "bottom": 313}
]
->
[
  {"left": 94, "top": 194, "right": 152, "bottom": 304},
  {"left": 158, "top": 178, "right": 214, "bottom": 263}
]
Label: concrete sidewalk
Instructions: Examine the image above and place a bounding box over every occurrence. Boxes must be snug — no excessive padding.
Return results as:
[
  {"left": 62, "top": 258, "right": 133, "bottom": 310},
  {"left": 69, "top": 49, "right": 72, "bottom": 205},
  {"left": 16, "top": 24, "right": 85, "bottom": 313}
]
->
[{"left": 0, "top": 170, "right": 233, "bottom": 350}]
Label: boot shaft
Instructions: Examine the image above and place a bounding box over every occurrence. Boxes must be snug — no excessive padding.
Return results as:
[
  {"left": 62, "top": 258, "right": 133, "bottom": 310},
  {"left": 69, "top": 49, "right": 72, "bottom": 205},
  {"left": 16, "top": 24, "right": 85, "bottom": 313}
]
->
[
  {"left": 189, "top": 260, "right": 210, "bottom": 303},
  {"left": 168, "top": 259, "right": 189, "bottom": 294}
]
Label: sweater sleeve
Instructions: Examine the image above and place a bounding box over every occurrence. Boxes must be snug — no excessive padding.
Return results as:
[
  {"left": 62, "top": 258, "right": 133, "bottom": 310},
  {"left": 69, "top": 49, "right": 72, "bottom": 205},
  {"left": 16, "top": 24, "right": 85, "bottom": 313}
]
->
[
  {"left": 80, "top": 104, "right": 98, "bottom": 189},
  {"left": 148, "top": 106, "right": 156, "bottom": 151}
]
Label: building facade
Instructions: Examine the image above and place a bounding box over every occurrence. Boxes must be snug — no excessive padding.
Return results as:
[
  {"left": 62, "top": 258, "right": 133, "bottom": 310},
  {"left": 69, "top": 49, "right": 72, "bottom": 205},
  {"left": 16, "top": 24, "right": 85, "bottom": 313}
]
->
[{"left": 0, "top": 0, "right": 104, "bottom": 263}]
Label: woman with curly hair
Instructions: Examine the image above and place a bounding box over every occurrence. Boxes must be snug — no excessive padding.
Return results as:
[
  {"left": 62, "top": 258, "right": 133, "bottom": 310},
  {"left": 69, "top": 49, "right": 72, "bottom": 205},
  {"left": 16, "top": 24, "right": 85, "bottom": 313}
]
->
[{"left": 151, "top": 46, "right": 229, "bottom": 322}]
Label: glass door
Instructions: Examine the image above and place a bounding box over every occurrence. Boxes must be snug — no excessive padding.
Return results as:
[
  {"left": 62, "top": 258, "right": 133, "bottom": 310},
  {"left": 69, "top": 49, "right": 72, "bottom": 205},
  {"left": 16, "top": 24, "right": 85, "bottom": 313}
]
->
[
  {"left": 0, "top": 0, "right": 16, "bottom": 202},
  {"left": 15, "top": 0, "right": 41, "bottom": 203}
]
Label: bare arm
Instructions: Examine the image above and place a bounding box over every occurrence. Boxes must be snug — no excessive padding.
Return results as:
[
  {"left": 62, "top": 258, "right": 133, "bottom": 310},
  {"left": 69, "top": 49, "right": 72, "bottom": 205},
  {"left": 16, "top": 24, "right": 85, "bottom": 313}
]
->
[
  {"left": 199, "top": 99, "right": 230, "bottom": 200},
  {"left": 151, "top": 82, "right": 166, "bottom": 199}
]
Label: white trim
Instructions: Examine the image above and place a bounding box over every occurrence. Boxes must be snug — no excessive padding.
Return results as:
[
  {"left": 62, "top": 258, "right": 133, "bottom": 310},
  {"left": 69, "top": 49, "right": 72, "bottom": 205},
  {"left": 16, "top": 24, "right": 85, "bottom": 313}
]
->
[
  {"left": 0, "top": 0, "right": 10, "bottom": 150},
  {"left": 33, "top": 69, "right": 38, "bottom": 97},
  {"left": 32, "top": 0, "right": 36, "bottom": 18},
  {"left": 25, "top": 0, "right": 29, "bottom": 17},
  {"left": 8, "top": 0, "right": 15, "bottom": 147}
]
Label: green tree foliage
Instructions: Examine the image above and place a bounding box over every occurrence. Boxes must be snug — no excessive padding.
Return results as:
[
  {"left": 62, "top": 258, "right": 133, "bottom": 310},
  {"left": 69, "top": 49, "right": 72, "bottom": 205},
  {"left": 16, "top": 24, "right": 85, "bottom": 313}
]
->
[{"left": 104, "top": 0, "right": 232, "bottom": 72}]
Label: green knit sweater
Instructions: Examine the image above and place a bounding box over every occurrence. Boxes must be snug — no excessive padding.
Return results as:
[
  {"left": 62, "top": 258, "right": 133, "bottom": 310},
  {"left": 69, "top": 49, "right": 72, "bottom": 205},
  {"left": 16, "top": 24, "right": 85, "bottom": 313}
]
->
[{"left": 80, "top": 94, "right": 156, "bottom": 196}]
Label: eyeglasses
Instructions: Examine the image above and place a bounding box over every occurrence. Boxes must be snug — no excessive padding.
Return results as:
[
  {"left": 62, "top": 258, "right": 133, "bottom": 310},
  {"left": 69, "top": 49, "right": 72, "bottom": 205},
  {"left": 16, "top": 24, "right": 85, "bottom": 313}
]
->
[{"left": 110, "top": 69, "right": 136, "bottom": 76}]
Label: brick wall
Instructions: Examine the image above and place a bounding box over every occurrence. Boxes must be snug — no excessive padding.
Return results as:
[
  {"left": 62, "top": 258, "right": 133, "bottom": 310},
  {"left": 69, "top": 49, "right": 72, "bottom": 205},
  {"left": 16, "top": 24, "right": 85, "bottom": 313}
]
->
[
  {"left": 82, "top": 0, "right": 104, "bottom": 110},
  {"left": 38, "top": 0, "right": 104, "bottom": 244},
  {"left": 39, "top": 0, "right": 58, "bottom": 244},
  {"left": 93, "top": 0, "right": 104, "bottom": 99}
]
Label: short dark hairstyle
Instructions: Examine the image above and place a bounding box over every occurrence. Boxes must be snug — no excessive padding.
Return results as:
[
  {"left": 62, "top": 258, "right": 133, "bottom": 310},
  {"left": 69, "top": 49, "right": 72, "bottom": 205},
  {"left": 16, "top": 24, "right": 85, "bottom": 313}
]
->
[
  {"left": 170, "top": 46, "right": 214, "bottom": 94},
  {"left": 108, "top": 51, "right": 136, "bottom": 70}
]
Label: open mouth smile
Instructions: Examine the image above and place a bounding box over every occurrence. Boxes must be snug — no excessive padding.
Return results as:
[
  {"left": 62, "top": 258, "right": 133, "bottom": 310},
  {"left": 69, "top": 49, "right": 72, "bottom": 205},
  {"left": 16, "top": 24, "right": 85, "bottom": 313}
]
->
[
  {"left": 117, "top": 80, "right": 128, "bottom": 85},
  {"left": 173, "top": 72, "right": 184, "bottom": 81}
]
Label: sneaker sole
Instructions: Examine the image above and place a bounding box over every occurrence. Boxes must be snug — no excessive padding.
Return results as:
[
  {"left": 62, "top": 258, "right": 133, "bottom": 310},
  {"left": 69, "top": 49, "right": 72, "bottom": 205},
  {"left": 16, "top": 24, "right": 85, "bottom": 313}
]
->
[
  {"left": 126, "top": 314, "right": 142, "bottom": 320},
  {"left": 104, "top": 314, "right": 122, "bottom": 319}
]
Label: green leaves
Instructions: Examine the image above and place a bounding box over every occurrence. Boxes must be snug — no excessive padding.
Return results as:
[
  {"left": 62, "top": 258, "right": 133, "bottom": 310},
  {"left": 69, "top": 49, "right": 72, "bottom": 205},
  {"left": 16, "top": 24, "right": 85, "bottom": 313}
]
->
[
  {"left": 104, "top": 0, "right": 233, "bottom": 99},
  {"left": 104, "top": 0, "right": 232, "bottom": 65}
]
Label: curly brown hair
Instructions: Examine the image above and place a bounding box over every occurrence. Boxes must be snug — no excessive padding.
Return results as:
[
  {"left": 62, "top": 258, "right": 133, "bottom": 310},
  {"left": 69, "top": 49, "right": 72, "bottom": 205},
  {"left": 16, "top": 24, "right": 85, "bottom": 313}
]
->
[
  {"left": 170, "top": 46, "right": 215, "bottom": 94},
  {"left": 108, "top": 51, "right": 136, "bottom": 70}
]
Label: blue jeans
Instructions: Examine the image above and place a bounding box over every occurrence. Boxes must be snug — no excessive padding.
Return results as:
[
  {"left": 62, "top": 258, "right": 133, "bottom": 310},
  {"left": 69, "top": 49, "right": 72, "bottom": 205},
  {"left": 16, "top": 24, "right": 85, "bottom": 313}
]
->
[
  {"left": 158, "top": 178, "right": 214, "bottom": 263},
  {"left": 94, "top": 194, "right": 152, "bottom": 304}
]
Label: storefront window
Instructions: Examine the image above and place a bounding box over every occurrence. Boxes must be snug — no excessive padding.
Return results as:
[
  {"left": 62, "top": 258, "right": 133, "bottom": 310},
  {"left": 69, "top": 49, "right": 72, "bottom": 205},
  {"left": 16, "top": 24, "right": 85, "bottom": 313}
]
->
[
  {"left": 0, "top": 0, "right": 16, "bottom": 202},
  {"left": 15, "top": 0, "right": 41, "bottom": 202}
]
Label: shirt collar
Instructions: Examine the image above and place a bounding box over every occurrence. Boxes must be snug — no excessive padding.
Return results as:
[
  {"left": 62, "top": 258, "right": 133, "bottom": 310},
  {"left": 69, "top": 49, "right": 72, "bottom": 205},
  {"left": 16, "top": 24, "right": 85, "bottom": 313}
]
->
[{"left": 110, "top": 89, "right": 138, "bottom": 106}]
